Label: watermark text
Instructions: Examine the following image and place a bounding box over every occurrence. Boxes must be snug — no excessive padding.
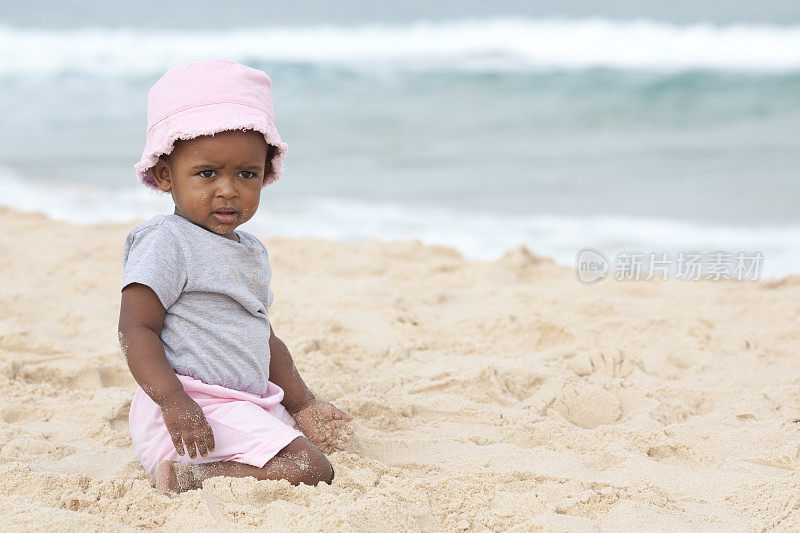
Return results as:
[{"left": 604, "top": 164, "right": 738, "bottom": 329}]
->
[{"left": 576, "top": 249, "right": 763, "bottom": 284}]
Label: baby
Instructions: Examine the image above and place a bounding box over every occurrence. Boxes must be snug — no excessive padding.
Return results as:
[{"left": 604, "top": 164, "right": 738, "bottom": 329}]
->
[{"left": 118, "top": 58, "right": 353, "bottom": 494}]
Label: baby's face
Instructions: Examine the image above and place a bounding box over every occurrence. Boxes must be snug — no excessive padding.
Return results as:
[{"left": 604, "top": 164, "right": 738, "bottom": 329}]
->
[{"left": 151, "top": 130, "right": 269, "bottom": 238}]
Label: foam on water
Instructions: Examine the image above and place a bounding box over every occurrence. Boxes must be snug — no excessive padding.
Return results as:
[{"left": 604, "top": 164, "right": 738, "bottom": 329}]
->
[
  {"left": 2, "top": 18, "right": 800, "bottom": 75},
  {"left": 1, "top": 168, "right": 796, "bottom": 279}
]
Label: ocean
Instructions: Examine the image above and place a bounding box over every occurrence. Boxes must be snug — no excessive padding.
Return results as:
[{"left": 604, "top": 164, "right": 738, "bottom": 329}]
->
[{"left": 1, "top": 1, "right": 799, "bottom": 277}]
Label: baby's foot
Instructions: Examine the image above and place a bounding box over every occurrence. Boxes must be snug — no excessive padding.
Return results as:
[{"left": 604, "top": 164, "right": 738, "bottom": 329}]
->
[
  {"left": 154, "top": 460, "right": 199, "bottom": 494},
  {"left": 155, "top": 460, "right": 178, "bottom": 494}
]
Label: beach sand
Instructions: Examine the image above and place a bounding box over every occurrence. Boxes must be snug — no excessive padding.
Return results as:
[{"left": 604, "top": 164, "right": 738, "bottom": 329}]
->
[{"left": 1, "top": 204, "right": 800, "bottom": 531}]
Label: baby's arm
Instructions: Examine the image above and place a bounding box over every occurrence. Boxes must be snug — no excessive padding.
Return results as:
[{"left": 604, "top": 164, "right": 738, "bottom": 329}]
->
[
  {"left": 267, "top": 321, "right": 316, "bottom": 414},
  {"left": 268, "top": 321, "right": 354, "bottom": 453},
  {"left": 119, "top": 283, "right": 215, "bottom": 459}
]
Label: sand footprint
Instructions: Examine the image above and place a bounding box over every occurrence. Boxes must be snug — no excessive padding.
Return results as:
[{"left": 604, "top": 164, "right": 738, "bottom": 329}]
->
[
  {"left": 567, "top": 348, "right": 639, "bottom": 379},
  {"left": 553, "top": 382, "right": 621, "bottom": 429}
]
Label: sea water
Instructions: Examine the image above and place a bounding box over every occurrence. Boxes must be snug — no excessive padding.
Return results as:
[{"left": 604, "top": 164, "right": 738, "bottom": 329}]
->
[{"left": 1, "top": 1, "right": 798, "bottom": 277}]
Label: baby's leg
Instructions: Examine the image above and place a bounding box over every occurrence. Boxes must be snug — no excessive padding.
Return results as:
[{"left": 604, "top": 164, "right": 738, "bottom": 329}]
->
[{"left": 155, "top": 436, "right": 333, "bottom": 493}]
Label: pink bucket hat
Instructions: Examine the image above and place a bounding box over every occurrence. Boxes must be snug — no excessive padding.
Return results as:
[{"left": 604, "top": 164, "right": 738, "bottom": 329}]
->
[{"left": 134, "top": 58, "right": 288, "bottom": 189}]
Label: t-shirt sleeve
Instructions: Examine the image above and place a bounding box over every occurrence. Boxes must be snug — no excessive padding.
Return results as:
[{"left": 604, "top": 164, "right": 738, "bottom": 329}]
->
[
  {"left": 253, "top": 235, "right": 275, "bottom": 309},
  {"left": 120, "top": 223, "right": 187, "bottom": 310}
]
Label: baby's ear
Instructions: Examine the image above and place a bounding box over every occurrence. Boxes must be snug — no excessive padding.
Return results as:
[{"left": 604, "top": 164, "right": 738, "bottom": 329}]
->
[
  {"left": 264, "top": 145, "right": 276, "bottom": 179},
  {"left": 151, "top": 155, "right": 173, "bottom": 192}
]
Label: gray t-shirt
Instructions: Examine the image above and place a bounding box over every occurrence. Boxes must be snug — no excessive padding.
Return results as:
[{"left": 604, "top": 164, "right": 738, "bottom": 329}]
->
[{"left": 120, "top": 213, "right": 274, "bottom": 395}]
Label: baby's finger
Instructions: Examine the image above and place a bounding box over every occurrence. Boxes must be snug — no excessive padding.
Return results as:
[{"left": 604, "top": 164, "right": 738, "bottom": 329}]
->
[
  {"left": 194, "top": 431, "right": 208, "bottom": 457},
  {"left": 331, "top": 419, "right": 354, "bottom": 435},
  {"left": 328, "top": 437, "right": 347, "bottom": 452},
  {"left": 325, "top": 429, "right": 344, "bottom": 444},
  {"left": 332, "top": 408, "right": 353, "bottom": 421},
  {"left": 333, "top": 427, "right": 350, "bottom": 440},
  {"left": 171, "top": 430, "right": 185, "bottom": 456},
  {"left": 319, "top": 425, "right": 343, "bottom": 444},
  {"left": 184, "top": 435, "right": 198, "bottom": 459},
  {"left": 319, "top": 433, "right": 334, "bottom": 449},
  {"left": 205, "top": 425, "right": 215, "bottom": 453},
  {"left": 324, "top": 438, "right": 339, "bottom": 454},
  {"left": 321, "top": 434, "right": 335, "bottom": 448}
]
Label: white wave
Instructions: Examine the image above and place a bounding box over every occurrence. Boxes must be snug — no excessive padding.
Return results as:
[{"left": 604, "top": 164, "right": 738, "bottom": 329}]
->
[
  {"left": 0, "top": 168, "right": 798, "bottom": 279},
  {"left": 2, "top": 17, "right": 800, "bottom": 75},
  {"left": 0, "top": 167, "right": 174, "bottom": 225}
]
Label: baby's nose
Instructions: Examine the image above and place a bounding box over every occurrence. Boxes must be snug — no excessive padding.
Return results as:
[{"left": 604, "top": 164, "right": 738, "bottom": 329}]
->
[{"left": 215, "top": 176, "right": 239, "bottom": 197}]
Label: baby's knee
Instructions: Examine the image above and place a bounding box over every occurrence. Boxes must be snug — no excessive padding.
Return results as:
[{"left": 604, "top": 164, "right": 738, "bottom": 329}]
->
[
  {"left": 277, "top": 436, "right": 334, "bottom": 486},
  {"left": 299, "top": 455, "right": 333, "bottom": 486}
]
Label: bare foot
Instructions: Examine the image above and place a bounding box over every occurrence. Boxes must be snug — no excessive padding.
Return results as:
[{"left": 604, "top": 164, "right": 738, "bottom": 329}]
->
[
  {"left": 154, "top": 460, "right": 199, "bottom": 494},
  {"left": 155, "top": 460, "right": 178, "bottom": 494}
]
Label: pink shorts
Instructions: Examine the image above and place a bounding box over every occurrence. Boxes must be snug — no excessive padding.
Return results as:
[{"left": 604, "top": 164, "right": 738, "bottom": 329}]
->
[{"left": 129, "top": 373, "right": 305, "bottom": 478}]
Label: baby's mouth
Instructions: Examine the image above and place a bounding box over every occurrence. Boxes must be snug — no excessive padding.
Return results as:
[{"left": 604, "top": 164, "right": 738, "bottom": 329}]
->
[{"left": 212, "top": 210, "right": 238, "bottom": 223}]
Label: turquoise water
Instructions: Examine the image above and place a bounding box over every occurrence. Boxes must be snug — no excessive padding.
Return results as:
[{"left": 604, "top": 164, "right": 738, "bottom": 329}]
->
[{"left": 0, "top": 5, "right": 798, "bottom": 277}]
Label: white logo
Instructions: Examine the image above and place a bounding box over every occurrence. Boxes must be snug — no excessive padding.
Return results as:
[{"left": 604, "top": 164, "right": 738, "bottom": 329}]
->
[{"left": 576, "top": 248, "right": 609, "bottom": 284}]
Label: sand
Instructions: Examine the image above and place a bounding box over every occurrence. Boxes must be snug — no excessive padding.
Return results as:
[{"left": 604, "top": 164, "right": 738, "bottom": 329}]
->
[{"left": 1, "top": 204, "right": 800, "bottom": 531}]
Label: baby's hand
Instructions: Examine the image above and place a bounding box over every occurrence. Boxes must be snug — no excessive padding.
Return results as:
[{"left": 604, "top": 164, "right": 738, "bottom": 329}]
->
[
  {"left": 291, "top": 399, "right": 354, "bottom": 454},
  {"left": 159, "top": 390, "right": 215, "bottom": 459}
]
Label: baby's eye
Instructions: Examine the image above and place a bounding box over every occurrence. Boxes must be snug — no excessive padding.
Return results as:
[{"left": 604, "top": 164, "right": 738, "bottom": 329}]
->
[
  {"left": 239, "top": 171, "right": 256, "bottom": 179},
  {"left": 199, "top": 170, "right": 215, "bottom": 178}
]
